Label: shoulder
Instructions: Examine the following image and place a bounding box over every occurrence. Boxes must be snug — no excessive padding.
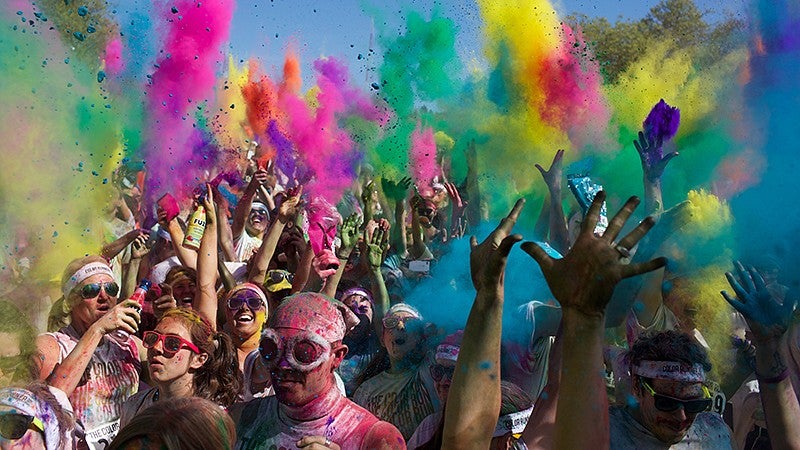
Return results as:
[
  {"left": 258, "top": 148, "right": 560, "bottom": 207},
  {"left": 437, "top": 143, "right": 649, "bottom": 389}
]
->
[
  {"left": 692, "top": 412, "right": 731, "bottom": 435},
  {"left": 362, "top": 420, "right": 406, "bottom": 450}
]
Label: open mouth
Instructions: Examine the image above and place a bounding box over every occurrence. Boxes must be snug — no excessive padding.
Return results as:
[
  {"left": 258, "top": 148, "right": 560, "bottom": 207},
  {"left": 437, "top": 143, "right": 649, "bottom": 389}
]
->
[{"left": 235, "top": 312, "right": 254, "bottom": 324}]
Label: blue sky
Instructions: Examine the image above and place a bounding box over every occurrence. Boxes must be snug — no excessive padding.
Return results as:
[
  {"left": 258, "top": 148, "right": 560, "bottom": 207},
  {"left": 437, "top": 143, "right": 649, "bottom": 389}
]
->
[{"left": 223, "top": 0, "right": 746, "bottom": 85}]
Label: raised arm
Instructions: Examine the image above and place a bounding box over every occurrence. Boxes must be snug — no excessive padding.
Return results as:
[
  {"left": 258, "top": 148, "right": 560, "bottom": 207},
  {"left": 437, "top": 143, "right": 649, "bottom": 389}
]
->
[
  {"left": 633, "top": 131, "right": 679, "bottom": 216},
  {"left": 232, "top": 169, "right": 268, "bottom": 240},
  {"left": 521, "top": 192, "right": 665, "bottom": 450},
  {"left": 382, "top": 176, "right": 412, "bottom": 259},
  {"left": 100, "top": 228, "right": 147, "bottom": 261},
  {"left": 722, "top": 262, "right": 800, "bottom": 450},
  {"left": 441, "top": 199, "right": 525, "bottom": 450},
  {"left": 162, "top": 213, "right": 197, "bottom": 269},
  {"left": 364, "top": 219, "right": 392, "bottom": 332},
  {"left": 320, "top": 213, "right": 360, "bottom": 298},
  {"left": 248, "top": 188, "right": 302, "bottom": 284},
  {"left": 535, "top": 149, "right": 569, "bottom": 253},
  {"left": 193, "top": 185, "right": 220, "bottom": 330}
]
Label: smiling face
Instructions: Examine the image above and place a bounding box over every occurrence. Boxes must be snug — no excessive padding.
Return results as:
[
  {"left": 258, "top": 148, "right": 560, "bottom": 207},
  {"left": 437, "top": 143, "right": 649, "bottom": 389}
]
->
[
  {"left": 147, "top": 317, "right": 207, "bottom": 386},
  {"left": 170, "top": 279, "right": 196, "bottom": 308},
  {"left": 246, "top": 208, "right": 269, "bottom": 236},
  {"left": 633, "top": 377, "right": 706, "bottom": 444},
  {"left": 223, "top": 292, "right": 267, "bottom": 343},
  {"left": 69, "top": 273, "right": 118, "bottom": 333}
]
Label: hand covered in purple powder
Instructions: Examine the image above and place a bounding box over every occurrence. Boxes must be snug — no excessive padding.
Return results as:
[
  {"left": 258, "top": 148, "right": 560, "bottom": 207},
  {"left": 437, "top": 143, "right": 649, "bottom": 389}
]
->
[{"left": 634, "top": 130, "right": 679, "bottom": 181}]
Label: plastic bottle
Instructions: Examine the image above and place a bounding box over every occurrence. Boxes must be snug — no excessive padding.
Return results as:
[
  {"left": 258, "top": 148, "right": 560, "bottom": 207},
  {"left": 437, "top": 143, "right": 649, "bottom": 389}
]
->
[
  {"left": 183, "top": 205, "right": 206, "bottom": 250},
  {"left": 109, "top": 279, "right": 151, "bottom": 344}
]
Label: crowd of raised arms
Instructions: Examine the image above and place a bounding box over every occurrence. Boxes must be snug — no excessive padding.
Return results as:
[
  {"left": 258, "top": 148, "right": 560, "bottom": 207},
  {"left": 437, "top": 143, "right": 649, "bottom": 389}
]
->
[{"left": 0, "top": 126, "right": 799, "bottom": 450}]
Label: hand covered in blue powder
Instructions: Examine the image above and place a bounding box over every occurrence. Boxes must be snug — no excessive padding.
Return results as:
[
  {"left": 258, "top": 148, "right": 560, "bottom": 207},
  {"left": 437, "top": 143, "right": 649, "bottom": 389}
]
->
[{"left": 722, "top": 261, "right": 797, "bottom": 343}]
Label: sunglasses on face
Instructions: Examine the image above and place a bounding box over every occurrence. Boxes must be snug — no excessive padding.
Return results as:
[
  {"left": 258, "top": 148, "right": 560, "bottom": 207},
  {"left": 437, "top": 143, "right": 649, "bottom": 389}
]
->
[
  {"left": 641, "top": 380, "right": 712, "bottom": 414},
  {"left": 226, "top": 293, "right": 264, "bottom": 311},
  {"left": 142, "top": 331, "right": 200, "bottom": 357},
  {"left": 250, "top": 210, "right": 268, "bottom": 218},
  {"left": 0, "top": 413, "right": 44, "bottom": 441},
  {"left": 259, "top": 329, "right": 331, "bottom": 372},
  {"left": 79, "top": 281, "right": 120, "bottom": 299},
  {"left": 430, "top": 364, "right": 455, "bottom": 382},
  {"left": 266, "top": 270, "right": 294, "bottom": 285},
  {"left": 382, "top": 315, "right": 420, "bottom": 329}
]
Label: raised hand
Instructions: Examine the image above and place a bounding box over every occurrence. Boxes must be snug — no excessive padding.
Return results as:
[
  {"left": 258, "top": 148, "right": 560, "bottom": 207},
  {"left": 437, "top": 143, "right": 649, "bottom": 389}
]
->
[
  {"left": 722, "top": 261, "right": 797, "bottom": 343},
  {"left": 278, "top": 186, "right": 303, "bottom": 222},
  {"left": 381, "top": 176, "right": 413, "bottom": 202},
  {"left": 634, "top": 130, "right": 679, "bottom": 181},
  {"left": 521, "top": 192, "right": 666, "bottom": 318},
  {"left": 469, "top": 199, "right": 525, "bottom": 292},
  {"left": 365, "top": 219, "right": 391, "bottom": 268},
  {"left": 338, "top": 213, "right": 362, "bottom": 255},
  {"left": 535, "top": 149, "right": 565, "bottom": 192},
  {"left": 201, "top": 184, "right": 216, "bottom": 226},
  {"left": 130, "top": 232, "right": 151, "bottom": 260}
]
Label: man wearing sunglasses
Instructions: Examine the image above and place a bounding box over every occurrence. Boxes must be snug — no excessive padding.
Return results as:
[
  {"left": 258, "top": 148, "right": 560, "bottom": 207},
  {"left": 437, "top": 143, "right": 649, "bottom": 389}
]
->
[
  {"left": 232, "top": 292, "right": 405, "bottom": 450},
  {"left": 611, "top": 330, "right": 733, "bottom": 448}
]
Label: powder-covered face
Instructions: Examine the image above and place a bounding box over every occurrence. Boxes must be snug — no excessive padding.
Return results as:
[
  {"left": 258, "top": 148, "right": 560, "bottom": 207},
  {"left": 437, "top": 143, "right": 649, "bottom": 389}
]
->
[
  {"left": 380, "top": 312, "right": 423, "bottom": 363},
  {"left": 635, "top": 378, "right": 706, "bottom": 444},
  {"left": 343, "top": 294, "right": 373, "bottom": 323},
  {"left": 269, "top": 328, "right": 344, "bottom": 408},
  {"left": 306, "top": 198, "right": 341, "bottom": 256},
  {"left": 147, "top": 317, "right": 206, "bottom": 385},
  {"left": 70, "top": 273, "right": 118, "bottom": 332},
  {"left": 224, "top": 294, "right": 267, "bottom": 343},
  {"left": 170, "top": 279, "right": 196, "bottom": 307}
]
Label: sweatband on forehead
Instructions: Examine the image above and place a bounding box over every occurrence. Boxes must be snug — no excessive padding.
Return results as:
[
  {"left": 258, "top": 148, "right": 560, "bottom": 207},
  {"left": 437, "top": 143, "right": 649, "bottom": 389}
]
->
[
  {"left": 62, "top": 262, "right": 115, "bottom": 297},
  {"left": 493, "top": 407, "right": 533, "bottom": 437},
  {"left": 632, "top": 360, "right": 706, "bottom": 383}
]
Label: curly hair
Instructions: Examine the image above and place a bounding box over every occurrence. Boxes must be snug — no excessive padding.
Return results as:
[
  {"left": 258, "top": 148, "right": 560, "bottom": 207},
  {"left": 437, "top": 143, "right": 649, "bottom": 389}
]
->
[
  {"left": 625, "top": 330, "right": 712, "bottom": 374},
  {"left": 159, "top": 308, "right": 243, "bottom": 408}
]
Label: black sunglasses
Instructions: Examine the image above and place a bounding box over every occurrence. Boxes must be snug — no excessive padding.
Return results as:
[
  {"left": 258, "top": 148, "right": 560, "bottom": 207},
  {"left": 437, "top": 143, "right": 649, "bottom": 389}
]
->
[
  {"left": 641, "top": 380, "right": 712, "bottom": 414},
  {"left": 0, "top": 413, "right": 43, "bottom": 440},
  {"left": 267, "top": 271, "right": 294, "bottom": 285},
  {"left": 80, "top": 281, "right": 120, "bottom": 299}
]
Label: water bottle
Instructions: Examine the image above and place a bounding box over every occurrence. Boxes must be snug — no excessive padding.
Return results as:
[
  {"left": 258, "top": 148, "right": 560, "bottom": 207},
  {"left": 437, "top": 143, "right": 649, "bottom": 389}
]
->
[{"left": 110, "top": 279, "right": 151, "bottom": 344}]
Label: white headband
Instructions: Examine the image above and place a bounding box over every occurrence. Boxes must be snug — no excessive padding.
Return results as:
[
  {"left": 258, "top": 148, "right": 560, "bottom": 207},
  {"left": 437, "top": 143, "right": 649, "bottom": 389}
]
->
[
  {"left": 62, "top": 262, "right": 115, "bottom": 297},
  {"left": 632, "top": 360, "right": 706, "bottom": 383},
  {"left": 493, "top": 407, "right": 533, "bottom": 437}
]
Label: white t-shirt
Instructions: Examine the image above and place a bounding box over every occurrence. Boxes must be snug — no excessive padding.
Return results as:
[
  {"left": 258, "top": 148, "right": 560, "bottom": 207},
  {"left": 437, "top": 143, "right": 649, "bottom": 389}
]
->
[
  {"left": 609, "top": 405, "right": 733, "bottom": 449},
  {"left": 234, "top": 232, "right": 263, "bottom": 263}
]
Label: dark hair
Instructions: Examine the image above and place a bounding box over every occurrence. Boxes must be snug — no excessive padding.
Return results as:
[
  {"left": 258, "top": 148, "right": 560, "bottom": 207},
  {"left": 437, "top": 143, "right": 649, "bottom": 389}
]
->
[
  {"left": 160, "top": 308, "right": 243, "bottom": 408},
  {"left": 109, "top": 397, "right": 236, "bottom": 450},
  {"left": 418, "top": 381, "right": 532, "bottom": 450},
  {"left": 625, "top": 330, "right": 712, "bottom": 374}
]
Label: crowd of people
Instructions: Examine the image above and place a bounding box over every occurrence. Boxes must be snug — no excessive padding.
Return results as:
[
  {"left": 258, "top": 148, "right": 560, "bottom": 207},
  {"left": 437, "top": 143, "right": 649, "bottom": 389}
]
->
[{"left": 1, "top": 126, "right": 799, "bottom": 450}]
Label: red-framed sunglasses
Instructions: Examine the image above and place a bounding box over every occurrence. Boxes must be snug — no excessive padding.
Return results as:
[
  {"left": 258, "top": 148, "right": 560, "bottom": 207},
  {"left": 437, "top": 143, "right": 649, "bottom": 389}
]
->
[{"left": 142, "top": 331, "right": 200, "bottom": 357}]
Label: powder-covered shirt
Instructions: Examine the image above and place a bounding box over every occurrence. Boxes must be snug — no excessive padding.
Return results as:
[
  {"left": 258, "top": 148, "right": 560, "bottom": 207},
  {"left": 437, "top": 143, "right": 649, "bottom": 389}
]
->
[
  {"left": 352, "top": 357, "right": 440, "bottom": 440},
  {"left": 233, "top": 389, "right": 405, "bottom": 450},
  {"left": 44, "top": 326, "right": 140, "bottom": 449},
  {"left": 234, "top": 231, "right": 263, "bottom": 263},
  {"left": 609, "top": 405, "right": 733, "bottom": 450}
]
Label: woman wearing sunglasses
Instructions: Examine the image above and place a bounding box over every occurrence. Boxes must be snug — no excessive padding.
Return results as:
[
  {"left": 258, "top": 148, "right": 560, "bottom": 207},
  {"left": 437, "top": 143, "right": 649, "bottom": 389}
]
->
[
  {"left": 34, "top": 255, "right": 147, "bottom": 448},
  {"left": 0, "top": 382, "right": 79, "bottom": 449},
  {"left": 119, "top": 308, "right": 241, "bottom": 427}
]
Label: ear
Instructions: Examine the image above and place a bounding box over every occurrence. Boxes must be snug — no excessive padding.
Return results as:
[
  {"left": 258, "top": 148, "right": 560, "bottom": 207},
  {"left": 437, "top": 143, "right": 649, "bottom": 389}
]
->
[
  {"left": 330, "top": 344, "right": 348, "bottom": 370},
  {"left": 190, "top": 352, "right": 209, "bottom": 370}
]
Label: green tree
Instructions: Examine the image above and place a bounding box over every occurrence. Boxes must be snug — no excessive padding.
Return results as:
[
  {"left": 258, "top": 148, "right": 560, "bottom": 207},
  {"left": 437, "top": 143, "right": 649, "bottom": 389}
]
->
[{"left": 569, "top": 0, "right": 745, "bottom": 84}]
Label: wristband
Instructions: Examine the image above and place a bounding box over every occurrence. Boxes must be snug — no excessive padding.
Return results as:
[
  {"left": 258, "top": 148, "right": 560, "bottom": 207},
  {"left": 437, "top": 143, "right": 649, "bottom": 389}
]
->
[{"left": 757, "top": 368, "right": 789, "bottom": 384}]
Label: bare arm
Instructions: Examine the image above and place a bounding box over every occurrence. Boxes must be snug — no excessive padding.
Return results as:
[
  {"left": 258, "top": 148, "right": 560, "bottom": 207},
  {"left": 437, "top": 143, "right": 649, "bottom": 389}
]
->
[
  {"left": 536, "top": 149, "right": 569, "bottom": 254},
  {"left": 121, "top": 234, "right": 150, "bottom": 299},
  {"left": 320, "top": 214, "right": 359, "bottom": 298},
  {"left": 100, "top": 228, "right": 145, "bottom": 261},
  {"left": 35, "top": 300, "right": 141, "bottom": 396},
  {"left": 522, "top": 192, "right": 665, "bottom": 450},
  {"left": 722, "top": 263, "right": 800, "bottom": 450},
  {"left": 232, "top": 169, "right": 268, "bottom": 240},
  {"left": 441, "top": 200, "right": 524, "bottom": 450},
  {"left": 248, "top": 189, "right": 302, "bottom": 284},
  {"left": 164, "top": 217, "right": 197, "bottom": 269},
  {"left": 633, "top": 131, "right": 678, "bottom": 217},
  {"left": 365, "top": 220, "right": 392, "bottom": 333},
  {"left": 214, "top": 188, "right": 236, "bottom": 263},
  {"left": 193, "top": 185, "right": 220, "bottom": 330},
  {"left": 382, "top": 177, "right": 412, "bottom": 259}
]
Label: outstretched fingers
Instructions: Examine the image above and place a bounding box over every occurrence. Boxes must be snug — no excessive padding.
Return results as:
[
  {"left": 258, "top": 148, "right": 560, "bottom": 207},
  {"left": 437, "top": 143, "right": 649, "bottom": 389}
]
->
[
  {"left": 621, "top": 256, "right": 667, "bottom": 279},
  {"left": 615, "top": 215, "right": 655, "bottom": 250},
  {"left": 521, "top": 241, "right": 555, "bottom": 272},
  {"left": 603, "top": 196, "right": 640, "bottom": 242}
]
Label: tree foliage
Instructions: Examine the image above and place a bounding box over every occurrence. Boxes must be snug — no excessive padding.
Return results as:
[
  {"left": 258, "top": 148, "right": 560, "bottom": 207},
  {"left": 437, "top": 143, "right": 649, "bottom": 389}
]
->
[{"left": 568, "top": 0, "right": 747, "bottom": 84}]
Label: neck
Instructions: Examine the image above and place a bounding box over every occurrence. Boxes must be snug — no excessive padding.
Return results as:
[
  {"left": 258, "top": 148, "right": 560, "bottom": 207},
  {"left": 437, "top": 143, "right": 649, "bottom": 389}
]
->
[
  {"left": 70, "top": 315, "right": 90, "bottom": 336},
  {"left": 158, "top": 374, "right": 194, "bottom": 400},
  {"left": 280, "top": 379, "right": 341, "bottom": 421}
]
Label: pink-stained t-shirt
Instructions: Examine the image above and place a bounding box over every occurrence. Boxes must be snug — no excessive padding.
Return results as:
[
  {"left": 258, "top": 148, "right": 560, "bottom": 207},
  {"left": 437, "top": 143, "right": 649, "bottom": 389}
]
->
[{"left": 234, "top": 385, "right": 406, "bottom": 450}]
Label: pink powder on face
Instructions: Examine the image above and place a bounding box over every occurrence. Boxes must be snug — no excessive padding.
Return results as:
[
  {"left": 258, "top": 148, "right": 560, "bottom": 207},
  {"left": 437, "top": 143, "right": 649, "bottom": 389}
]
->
[
  {"left": 410, "top": 125, "right": 440, "bottom": 197},
  {"left": 142, "top": 0, "right": 235, "bottom": 201}
]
